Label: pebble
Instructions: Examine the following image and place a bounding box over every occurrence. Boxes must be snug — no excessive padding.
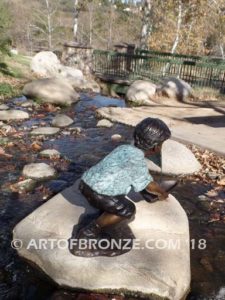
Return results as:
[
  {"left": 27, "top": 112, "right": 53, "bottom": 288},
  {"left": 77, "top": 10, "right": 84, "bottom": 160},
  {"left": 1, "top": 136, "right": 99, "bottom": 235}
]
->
[
  {"left": 21, "top": 100, "right": 35, "bottom": 108},
  {"left": 207, "top": 172, "right": 219, "bottom": 180},
  {"left": 198, "top": 195, "right": 208, "bottom": 201},
  {"left": 111, "top": 134, "right": 122, "bottom": 141},
  {"left": 31, "top": 127, "right": 60, "bottom": 136},
  {"left": 40, "top": 149, "right": 61, "bottom": 158},
  {"left": 97, "top": 119, "right": 113, "bottom": 128},
  {"left": 61, "top": 131, "right": 71, "bottom": 135}
]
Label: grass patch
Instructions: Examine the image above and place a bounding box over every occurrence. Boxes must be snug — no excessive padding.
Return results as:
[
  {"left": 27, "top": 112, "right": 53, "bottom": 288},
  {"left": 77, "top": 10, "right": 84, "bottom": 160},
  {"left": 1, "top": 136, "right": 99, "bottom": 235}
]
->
[
  {"left": 0, "top": 82, "right": 21, "bottom": 100},
  {"left": 193, "top": 87, "right": 225, "bottom": 101},
  {"left": 0, "top": 54, "right": 33, "bottom": 101}
]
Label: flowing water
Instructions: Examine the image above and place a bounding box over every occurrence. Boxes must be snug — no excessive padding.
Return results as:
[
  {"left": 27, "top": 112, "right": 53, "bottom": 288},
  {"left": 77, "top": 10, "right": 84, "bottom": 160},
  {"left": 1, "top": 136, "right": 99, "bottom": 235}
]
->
[{"left": 0, "top": 93, "right": 224, "bottom": 300}]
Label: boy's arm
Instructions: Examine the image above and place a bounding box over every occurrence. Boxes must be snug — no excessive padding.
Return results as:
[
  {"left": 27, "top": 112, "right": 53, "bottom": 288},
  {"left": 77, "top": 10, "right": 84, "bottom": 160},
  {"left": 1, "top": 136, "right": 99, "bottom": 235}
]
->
[{"left": 141, "top": 181, "right": 168, "bottom": 201}]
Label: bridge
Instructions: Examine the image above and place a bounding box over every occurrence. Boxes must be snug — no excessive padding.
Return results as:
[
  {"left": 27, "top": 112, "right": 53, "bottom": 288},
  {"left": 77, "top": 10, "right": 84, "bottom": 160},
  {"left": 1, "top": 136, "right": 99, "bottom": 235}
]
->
[{"left": 92, "top": 49, "right": 225, "bottom": 94}]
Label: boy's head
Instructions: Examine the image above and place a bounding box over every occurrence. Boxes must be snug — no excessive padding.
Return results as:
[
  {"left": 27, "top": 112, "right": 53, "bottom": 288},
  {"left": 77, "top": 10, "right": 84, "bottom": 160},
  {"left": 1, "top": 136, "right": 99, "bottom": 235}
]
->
[{"left": 133, "top": 117, "right": 171, "bottom": 155}]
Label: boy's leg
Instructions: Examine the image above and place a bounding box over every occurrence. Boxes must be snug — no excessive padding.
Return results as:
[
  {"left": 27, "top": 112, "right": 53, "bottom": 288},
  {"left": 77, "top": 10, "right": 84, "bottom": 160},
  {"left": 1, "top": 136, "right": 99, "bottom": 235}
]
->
[
  {"left": 77, "top": 181, "right": 136, "bottom": 239},
  {"left": 96, "top": 212, "right": 125, "bottom": 228}
]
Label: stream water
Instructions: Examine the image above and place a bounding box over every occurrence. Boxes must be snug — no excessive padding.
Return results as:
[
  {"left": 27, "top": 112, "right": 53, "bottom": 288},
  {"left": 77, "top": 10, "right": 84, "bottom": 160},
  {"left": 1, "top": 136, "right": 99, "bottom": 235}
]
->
[{"left": 0, "top": 93, "right": 224, "bottom": 300}]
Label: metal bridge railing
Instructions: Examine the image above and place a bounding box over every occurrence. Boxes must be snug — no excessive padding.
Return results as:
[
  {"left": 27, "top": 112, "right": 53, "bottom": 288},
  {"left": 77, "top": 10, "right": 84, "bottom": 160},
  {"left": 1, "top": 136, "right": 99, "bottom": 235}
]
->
[{"left": 93, "top": 49, "right": 225, "bottom": 92}]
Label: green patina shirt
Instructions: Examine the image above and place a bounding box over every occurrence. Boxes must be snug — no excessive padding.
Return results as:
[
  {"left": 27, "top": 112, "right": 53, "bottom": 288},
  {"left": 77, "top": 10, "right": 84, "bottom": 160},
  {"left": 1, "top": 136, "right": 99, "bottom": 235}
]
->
[{"left": 81, "top": 144, "right": 153, "bottom": 196}]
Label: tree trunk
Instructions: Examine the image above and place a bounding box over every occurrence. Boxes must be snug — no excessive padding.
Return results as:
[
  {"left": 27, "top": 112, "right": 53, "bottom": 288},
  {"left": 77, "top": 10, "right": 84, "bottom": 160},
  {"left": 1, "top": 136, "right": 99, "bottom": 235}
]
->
[
  {"left": 88, "top": 3, "right": 93, "bottom": 47},
  {"left": 171, "top": 0, "right": 183, "bottom": 54},
  {"left": 140, "top": 0, "right": 153, "bottom": 49},
  {"left": 220, "top": 44, "right": 224, "bottom": 59},
  {"left": 107, "top": 4, "right": 114, "bottom": 49},
  {"left": 74, "top": 0, "right": 79, "bottom": 41},
  {"left": 45, "top": 0, "right": 52, "bottom": 50}
]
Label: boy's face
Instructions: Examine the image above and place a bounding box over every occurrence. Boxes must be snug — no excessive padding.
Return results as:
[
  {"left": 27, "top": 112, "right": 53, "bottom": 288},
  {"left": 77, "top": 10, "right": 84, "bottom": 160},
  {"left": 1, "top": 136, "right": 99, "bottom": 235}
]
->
[{"left": 144, "top": 143, "right": 162, "bottom": 157}]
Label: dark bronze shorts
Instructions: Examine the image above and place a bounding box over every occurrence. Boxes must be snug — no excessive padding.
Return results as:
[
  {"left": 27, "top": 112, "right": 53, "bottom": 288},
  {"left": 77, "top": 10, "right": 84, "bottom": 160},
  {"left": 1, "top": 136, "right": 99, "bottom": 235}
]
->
[{"left": 79, "top": 180, "right": 135, "bottom": 218}]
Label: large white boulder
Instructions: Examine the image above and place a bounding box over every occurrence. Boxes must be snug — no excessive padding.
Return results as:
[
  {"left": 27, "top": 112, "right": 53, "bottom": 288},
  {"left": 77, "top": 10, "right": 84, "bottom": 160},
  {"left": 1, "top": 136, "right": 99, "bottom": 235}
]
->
[
  {"left": 13, "top": 179, "right": 190, "bottom": 300},
  {"left": 126, "top": 80, "right": 157, "bottom": 105},
  {"left": 23, "top": 78, "right": 80, "bottom": 106},
  {"left": 31, "top": 51, "right": 61, "bottom": 77},
  {"left": 156, "top": 77, "right": 193, "bottom": 102},
  {"left": 146, "top": 139, "right": 201, "bottom": 175}
]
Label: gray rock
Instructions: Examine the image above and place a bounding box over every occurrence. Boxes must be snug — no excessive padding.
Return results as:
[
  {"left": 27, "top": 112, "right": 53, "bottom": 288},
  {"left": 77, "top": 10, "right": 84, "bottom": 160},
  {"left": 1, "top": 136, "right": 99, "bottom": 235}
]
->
[
  {"left": 207, "top": 172, "right": 219, "bottom": 180},
  {"left": 97, "top": 119, "right": 113, "bottom": 128},
  {"left": 61, "top": 131, "right": 70, "bottom": 135},
  {"left": 21, "top": 100, "right": 36, "bottom": 108},
  {"left": 31, "top": 51, "right": 61, "bottom": 77},
  {"left": 23, "top": 78, "right": 80, "bottom": 106},
  {"left": 0, "top": 110, "right": 29, "bottom": 121},
  {"left": 198, "top": 195, "right": 208, "bottom": 201},
  {"left": 13, "top": 179, "right": 36, "bottom": 192},
  {"left": 69, "top": 127, "right": 82, "bottom": 134},
  {"left": 40, "top": 149, "right": 61, "bottom": 158},
  {"left": 52, "top": 114, "right": 74, "bottom": 128},
  {"left": 59, "top": 66, "right": 83, "bottom": 81},
  {"left": 0, "top": 104, "right": 9, "bottom": 110},
  {"left": 31, "top": 127, "right": 60, "bottom": 136},
  {"left": 156, "top": 77, "right": 193, "bottom": 102},
  {"left": 22, "top": 163, "right": 56, "bottom": 180},
  {"left": 126, "top": 80, "right": 157, "bottom": 105},
  {"left": 66, "top": 77, "right": 100, "bottom": 93},
  {"left": 13, "top": 179, "right": 190, "bottom": 300},
  {"left": 146, "top": 139, "right": 201, "bottom": 175}
]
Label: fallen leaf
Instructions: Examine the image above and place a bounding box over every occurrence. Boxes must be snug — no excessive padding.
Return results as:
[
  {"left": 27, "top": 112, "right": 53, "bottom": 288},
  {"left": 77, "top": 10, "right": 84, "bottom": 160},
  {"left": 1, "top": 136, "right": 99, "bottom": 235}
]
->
[
  {"left": 31, "top": 142, "right": 42, "bottom": 151},
  {"left": 0, "top": 146, "right": 12, "bottom": 158},
  {"left": 217, "top": 177, "right": 225, "bottom": 186}
]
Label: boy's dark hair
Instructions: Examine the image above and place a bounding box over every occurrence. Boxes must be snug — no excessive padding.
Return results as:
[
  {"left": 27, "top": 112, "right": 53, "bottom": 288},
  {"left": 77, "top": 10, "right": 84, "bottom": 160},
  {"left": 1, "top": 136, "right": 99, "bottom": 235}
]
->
[{"left": 133, "top": 117, "right": 171, "bottom": 151}]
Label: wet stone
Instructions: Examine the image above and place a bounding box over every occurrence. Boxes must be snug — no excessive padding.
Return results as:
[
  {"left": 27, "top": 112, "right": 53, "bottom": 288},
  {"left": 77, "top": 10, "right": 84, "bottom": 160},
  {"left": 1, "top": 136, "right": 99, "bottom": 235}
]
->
[
  {"left": 40, "top": 149, "right": 61, "bottom": 158},
  {"left": 21, "top": 100, "right": 36, "bottom": 108},
  {"left": 12, "top": 179, "right": 37, "bottom": 192},
  {"left": 52, "top": 114, "right": 74, "bottom": 128},
  {"left": 69, "top": 126, "right": 83, "bottom": 134},
  {"left": 31, "top": 127, "right": 60, "bottom": 136},
  {"left": 0, "top": 110, "right": 29, "bottom": 121},
  {"left": 0, "top": 104, "right": 9, "bottom": 110},
  {"left": 198, "top": 195, "right": 208, "bottom": 201},
  {"left": 97, "top": 119, "right": 113, "bottom": 128},
  {"left": 22, "top": 163, "right": 56, "bottom": 180}
]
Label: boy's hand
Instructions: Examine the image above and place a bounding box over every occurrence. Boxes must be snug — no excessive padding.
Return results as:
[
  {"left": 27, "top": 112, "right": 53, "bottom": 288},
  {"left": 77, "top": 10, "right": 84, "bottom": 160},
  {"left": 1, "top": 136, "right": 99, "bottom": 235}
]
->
[
  {"left": 145, "top": 181, "right": 169, "bottom": 201},
  {"left": 158, "top": 191, "right": 169, "bottom": 201}
]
